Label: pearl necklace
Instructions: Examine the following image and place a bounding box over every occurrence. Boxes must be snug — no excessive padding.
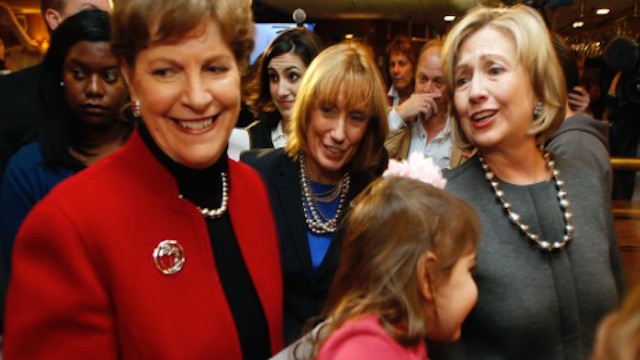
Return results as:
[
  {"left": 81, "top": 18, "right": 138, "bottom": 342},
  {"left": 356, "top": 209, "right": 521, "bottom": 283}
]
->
[
  {"left": 313, "top": 181, "right": 343, "bottom": 203},
  {"left": 479, "top": 152, "right": 574, "bottom": 251},
  {"left": 299, "top": 153, "right": 350, "bottom": 234},
  {"left": 179, "top": 172, "right": 229, "bottom": 219}
]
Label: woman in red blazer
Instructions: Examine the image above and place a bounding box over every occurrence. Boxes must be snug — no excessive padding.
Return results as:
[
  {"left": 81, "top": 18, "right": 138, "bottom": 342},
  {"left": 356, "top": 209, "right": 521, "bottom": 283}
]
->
[{"left": 3, "top": 0, "right": 283, "bottom": 359}]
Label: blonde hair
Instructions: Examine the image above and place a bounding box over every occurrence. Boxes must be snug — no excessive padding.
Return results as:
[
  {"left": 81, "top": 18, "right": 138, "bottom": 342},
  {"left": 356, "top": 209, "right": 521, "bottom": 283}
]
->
[
  {"left": 592, "top": 286, "right": 640, "bottom": 360},
  {"left": 418, "top": 38, "right": 444, "bottom": 58},
  {"left": 441, "top": 5, "right": 566, "bottom": 151},
  {"left": 285, "top": 41, "right": 389, "bottom": 174},
  {"left": 111, "top": 0, "right": 254, "bottom": 73},
  {"left": 304, "top": 176, "right": 480, "bottom": 357}
]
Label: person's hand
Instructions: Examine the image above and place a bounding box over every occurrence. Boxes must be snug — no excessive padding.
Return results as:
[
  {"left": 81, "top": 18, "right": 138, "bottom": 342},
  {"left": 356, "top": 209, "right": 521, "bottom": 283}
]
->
[
  {"left": 395, "top": 93, "right": 440, "bottom": 124},
  {"left": 568, "top": 86, "right": 590, "bottom": 112}
]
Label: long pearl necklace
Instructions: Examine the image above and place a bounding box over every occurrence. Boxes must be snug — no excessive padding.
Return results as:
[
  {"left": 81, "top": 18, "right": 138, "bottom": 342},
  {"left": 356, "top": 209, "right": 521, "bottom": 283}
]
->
[
  {"left": 479, "top": 152, "right": 574, "bottom": 251},
  {"left": 299, "top": 153, "right": 350, "bottom": 234},
  {"left": 179, "top": 172, "right": 229, "bottom": 219}
]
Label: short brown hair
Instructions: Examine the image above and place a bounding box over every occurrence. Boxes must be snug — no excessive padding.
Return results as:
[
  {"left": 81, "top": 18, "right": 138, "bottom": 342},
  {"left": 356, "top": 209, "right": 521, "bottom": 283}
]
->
[
  {"left": 40, "top": 0, "right": 66, "bottom": 16},
  {"left": 442, "top": 5, "right": 566, "bottom": 151},
  {"left": 384, "top": 35, "right": 416, "bottom": 84},
  {"left": 111, "top": 0, "right": 254, "bottom": 73},
  {"left": 285, "top": 41, "right": 389, "bottom": 174}
]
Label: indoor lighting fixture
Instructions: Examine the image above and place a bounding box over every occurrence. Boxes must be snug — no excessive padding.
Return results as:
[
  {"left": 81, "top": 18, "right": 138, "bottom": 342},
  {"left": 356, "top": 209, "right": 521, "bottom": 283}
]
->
[
  {"left": 596, "top": 8, "right": 610, "bottom": 15},
  {"left": 444, "top": 15, "right": 456, "bottom": 22},
  {"left": 345, "top": 34, "right": 354, "bottom": 39},
  {"left": 573, "top": 21, "right": 584, "bottom": 28}
]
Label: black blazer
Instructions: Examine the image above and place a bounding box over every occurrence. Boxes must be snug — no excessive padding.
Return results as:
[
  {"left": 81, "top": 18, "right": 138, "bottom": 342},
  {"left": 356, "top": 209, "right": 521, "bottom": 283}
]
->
[
  {"left": 0, "top": 64, "right": 41, "bottom": 141},
  {"left": 246, "top": 111, "right": 282, "bottom": 149},
  {"left": 0, "top": 65, "right": 42, "bottom": 179},
  {"left": 246, "top": 121, "right": 274, "bottom": 149},
  {"left": 0, "top": 64, "right": 41, "bottom": 333},
  {"left": 241, "top": 148, "right": 373, "bottom": 344}
]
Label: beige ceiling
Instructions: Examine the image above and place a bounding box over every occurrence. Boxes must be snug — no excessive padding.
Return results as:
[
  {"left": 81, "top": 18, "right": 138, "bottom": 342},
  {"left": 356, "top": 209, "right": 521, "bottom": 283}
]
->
[
  {"left": 258, "top": 0, "right": 639, "bottom": 36},
  {"left": 5, "top": 0, "right": 39, "bottom": 13},
  {"left": 6, "top": 0, "right": 639, "bottom": 36}
]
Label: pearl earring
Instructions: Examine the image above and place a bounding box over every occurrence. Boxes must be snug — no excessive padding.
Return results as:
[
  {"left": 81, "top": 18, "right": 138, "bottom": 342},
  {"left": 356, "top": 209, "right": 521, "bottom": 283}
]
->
[
  {"left": 533, "top": 101, "right": 543, "bottom": 119},
  {"left": 131, "top": 100, "right": 141, "bottom": 118}
]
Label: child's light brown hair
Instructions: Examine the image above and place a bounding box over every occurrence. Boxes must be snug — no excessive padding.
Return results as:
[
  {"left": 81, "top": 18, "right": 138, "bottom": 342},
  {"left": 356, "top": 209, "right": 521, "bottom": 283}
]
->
[{"left": 307, "top": 175, "right": 480, "bottom": 357}]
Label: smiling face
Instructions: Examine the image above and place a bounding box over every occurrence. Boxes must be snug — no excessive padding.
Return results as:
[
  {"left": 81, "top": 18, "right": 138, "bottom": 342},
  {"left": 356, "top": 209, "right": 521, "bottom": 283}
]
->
[
  {"left": 427, "top": 251, "right": 478, "bottom": 342},
  {"left": 389, "top": 52, "right": 414, "bottom": 94},
  {"left": 63, "top": 41, "right": 127, "bottom": 130},
  {"left": 304, "top": 84, "right": 370, "bottom": 184},
  {"left": 268, "top": 52, "right": 307, "bottom": 121},
  {"left": 452, "top": 26, "right": 536, "bottom": 154},
  {"left": 122, "top": 19, "right": 240, "bottom": 169}
]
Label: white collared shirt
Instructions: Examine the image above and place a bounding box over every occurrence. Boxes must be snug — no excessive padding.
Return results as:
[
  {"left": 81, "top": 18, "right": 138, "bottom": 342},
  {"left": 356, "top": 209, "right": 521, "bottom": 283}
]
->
[
  {"left": 387, "top": 85, "right": 400, "bottom": 107},
  {"left": 407, "top": 117, "right": 452, "bottom": 170},
  {"left": 271, "top": 120, "right": 288, "bottom": 149},
  {"left": 387, "top": 86, "right": 406, "bottom": 132}
]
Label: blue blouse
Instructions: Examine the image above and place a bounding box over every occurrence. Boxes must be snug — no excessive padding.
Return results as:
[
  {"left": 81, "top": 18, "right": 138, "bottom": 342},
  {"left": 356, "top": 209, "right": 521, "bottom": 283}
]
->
[
  {"left": 0, "top": 142, "right": 76, "bottom": 264},
  {"left": 305, "top": 181, "right": 340, "bottom": 271}
]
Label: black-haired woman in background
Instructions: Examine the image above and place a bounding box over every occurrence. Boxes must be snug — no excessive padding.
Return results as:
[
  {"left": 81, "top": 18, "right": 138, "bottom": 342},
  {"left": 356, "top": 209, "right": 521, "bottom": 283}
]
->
[
  {"left": 246, "top": 27, "right": 324, "bottom": 149},
  {"left": 0, "top": 9, "right": 131, "bottom": 264}
]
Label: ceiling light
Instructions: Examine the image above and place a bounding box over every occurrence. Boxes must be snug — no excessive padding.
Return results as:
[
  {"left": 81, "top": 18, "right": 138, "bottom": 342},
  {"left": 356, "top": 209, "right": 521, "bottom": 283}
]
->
[
  {"left": 444, "top": 15, "right": 456, "bottom": 22},
  {"left": 572, "top": 21, "right": 584, "bottom": 28},
  {"left": 345, "top": 34, "right": 354, "bottom": 39},
  {"left": 596, "top": 8, "right": 610, "bottom": 15}
]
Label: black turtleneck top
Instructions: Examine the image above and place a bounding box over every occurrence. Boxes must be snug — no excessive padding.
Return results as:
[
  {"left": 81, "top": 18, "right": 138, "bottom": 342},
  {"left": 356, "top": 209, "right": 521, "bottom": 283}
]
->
[{"left": 139, "top": 125, "right": 270, "bottom": 359}]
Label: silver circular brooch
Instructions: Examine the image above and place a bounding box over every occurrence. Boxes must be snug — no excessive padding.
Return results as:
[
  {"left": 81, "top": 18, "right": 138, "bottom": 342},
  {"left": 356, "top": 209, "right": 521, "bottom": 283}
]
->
[{"left": 153, "top": 240, "right": 185, "bottom": 275}]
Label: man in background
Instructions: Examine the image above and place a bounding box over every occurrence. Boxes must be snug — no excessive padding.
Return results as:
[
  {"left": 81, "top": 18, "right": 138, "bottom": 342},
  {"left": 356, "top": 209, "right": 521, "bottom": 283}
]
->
[{"left": 385, "top": 39, "right": 463, "bottom": 169}]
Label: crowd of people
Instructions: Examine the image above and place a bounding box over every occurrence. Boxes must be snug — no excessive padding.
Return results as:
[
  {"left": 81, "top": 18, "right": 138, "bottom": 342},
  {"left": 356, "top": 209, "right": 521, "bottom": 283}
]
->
[{"left": 0, "top": 0, "right": 637, "bottom": 359}]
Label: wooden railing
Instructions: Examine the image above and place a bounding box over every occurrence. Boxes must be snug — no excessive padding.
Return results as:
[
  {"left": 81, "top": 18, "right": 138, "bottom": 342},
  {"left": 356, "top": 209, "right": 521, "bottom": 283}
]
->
[
  {"left": 610, "top": 157, "right": 640, "bottom": 289},
  {"left": 610, "top": 157, "right": 640, "bottom": 217},
  {"left": 611, "top": 157, "right": 640, "bottom": 171}
]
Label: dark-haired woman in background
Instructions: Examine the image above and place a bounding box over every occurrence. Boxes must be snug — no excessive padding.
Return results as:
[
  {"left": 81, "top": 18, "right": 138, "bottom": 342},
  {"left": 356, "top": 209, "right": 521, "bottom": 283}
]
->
[
  {"left": 245, "top": 27, "right": 324, "bottom": 149},
  {"left": 0, "top": 9, "right": 131, "bottom": 264}
]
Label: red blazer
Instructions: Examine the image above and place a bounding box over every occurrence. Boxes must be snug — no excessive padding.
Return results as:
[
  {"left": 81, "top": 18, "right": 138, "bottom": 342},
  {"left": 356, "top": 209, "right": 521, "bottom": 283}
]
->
[{"left": 4, "top": 131, "right": 283, "bottom": 359}]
